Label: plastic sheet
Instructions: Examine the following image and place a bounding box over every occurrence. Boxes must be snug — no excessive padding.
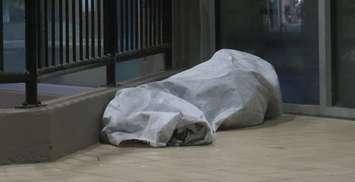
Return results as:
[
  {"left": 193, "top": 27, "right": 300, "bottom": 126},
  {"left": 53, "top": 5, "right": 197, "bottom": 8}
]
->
[{"left": 102, "top": 49, "right": 282, "bottom": 147}]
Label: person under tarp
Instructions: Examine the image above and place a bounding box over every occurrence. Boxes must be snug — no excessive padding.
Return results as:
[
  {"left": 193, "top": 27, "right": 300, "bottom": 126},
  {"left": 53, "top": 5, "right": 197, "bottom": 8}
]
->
[{"left": 102, "top": 49, "right": 282, "bottom": 147}]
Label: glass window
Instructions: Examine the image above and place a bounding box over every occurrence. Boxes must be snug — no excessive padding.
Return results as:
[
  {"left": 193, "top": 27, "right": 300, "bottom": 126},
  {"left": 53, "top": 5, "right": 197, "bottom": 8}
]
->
[
  {"left": 217, "top": 0, "right": 319, "bottom": 104},
  {"left": 333, "top": 0, "right": 355, "bottom": 108},
  {"left": 3, "top": 0, "right": 26, "bottom": 73}
]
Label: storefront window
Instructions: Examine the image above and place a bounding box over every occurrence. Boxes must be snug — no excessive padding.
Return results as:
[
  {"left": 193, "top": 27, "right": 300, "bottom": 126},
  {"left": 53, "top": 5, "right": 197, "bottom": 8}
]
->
[
  {"left": 3, "top": 0, "right": 26, "bottom": 73},
  {"left": 333, "top": 0, "right": 355, "bottom": 108},
  {"left": 217, "top": 0, "right": 319, "bottom": 104}
]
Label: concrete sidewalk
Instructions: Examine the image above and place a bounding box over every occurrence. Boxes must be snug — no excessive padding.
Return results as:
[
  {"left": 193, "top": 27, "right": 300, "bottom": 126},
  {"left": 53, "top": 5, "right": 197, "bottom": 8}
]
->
[{"left": 1, "top": 115, "right": 355, "bottom": 182}]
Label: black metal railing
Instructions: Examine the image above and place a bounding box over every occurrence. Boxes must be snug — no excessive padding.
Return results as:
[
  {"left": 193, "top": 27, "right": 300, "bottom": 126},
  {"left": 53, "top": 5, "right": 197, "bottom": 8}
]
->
[
  {"left": 0, "top": 0, "right": 172, "bottom": 107},
  {"left": 0, "top": 0, "right": 3, "bottom": 72}
]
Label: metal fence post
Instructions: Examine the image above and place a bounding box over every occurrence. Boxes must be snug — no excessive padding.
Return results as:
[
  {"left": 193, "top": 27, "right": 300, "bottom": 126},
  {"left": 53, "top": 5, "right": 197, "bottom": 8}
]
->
[
  {"left": 24, "top": 0, "right": 40, "bottom": 106},
  {"left": 165, "top": 49, "right": 173, "bottom": 70},
  {"left": 164, "top": 0, "right": 173, "bottom": 70},
  {"left": 104, "top": 0, "right": 118, "bottom": 86},
  {"left": 0, "top": 0, "right": 4, "bottom": 72}
]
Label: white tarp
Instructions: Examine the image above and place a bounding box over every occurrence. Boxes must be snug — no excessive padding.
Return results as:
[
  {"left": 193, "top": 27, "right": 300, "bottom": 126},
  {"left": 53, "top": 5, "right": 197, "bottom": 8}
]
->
[{"left": 102, "top": 49, "right": 282, "bottom": 147}]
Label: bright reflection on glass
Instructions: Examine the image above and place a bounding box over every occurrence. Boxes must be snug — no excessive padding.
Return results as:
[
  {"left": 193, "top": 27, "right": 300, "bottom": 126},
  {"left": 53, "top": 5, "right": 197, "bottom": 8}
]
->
[{"left": 263, "top": 0, "right": 304, "bottom": 32}]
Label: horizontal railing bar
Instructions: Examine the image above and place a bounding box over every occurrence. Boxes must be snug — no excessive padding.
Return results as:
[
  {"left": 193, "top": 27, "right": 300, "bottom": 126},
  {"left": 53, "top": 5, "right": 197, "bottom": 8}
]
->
[
  {"left": 38, "top": 59, "right": 110, "bottom": 81},
  {"left": 0, "top": 73, "right": 29, "bottom": 83},
  {"left": 38, "top": 56, "right": 111, "bottom": 75},
  {"left": 114, "top": 44, "right": 170, "bottom": 62},
  {"left": 37, "top": 44, "right": 170, "bottom": 76},
  {"left": 117, "top": 68, "right": 186, "bottom": 88}
]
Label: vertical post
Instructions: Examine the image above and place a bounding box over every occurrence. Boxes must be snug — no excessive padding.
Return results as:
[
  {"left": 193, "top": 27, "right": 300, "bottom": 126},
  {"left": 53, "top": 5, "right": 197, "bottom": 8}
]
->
[
  {"left": 24, "top": 0, "right": 41, "bottom": 106},
  {"left": 319, "top": 0, "right": 332, "bottom": 107},
  {"left": 164, "top": 49, "right": 173, "bottom": 70},
  {"left": 79, "top": 0, "right": 84, "bottom": 60},
  {"left": 0, "top": 0, "right": 4, "bottom": 72},
  {"left": 164, "top": 0, "right": 173, "bottom": 70},
  {"left": 51, "top": 0, "right": 56, "bottom": 66},
  {"left": 72, "top": 0, "right": 77, "bottom": 62},
  {"left": 59, "top": 0, "right": 64, "bottom": 65},
  {"left": 199, "top": 0, "right": 216, "bottom": 61},
  {"left": 97, "top": 0, "right": 102, "bottom": 56},
  {"left": 104, "top": 0, "right": 118, "bottom": 86},
  {"left": 44, "top": 0, "right": 49, "bottom": 68},
  {"left": 85, "top": 0, "right": 89, "bottom": 59},
  {"left": 65, "top": 0, "right": 70, "bottom": 63},
  {"left": 91, "top": 0, "right": 96, "bottom": 58}
]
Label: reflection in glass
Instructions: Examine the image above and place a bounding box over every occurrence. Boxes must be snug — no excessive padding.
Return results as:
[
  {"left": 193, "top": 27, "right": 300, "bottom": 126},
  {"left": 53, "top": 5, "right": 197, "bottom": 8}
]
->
[
  {"left": 217, "top": 0, "right": 319, "bottom": 104},
  {"left": 3, "top": 0, "right": 26, "bottom": 73},
  {"left": 264, "top": 0, "right": 304, "bottom": 33}
]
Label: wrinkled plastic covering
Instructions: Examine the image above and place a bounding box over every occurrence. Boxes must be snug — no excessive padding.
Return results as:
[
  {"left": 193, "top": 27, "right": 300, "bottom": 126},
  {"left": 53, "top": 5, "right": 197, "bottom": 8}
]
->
[{"left": 102, "top": 49, "right": 282, "bottom": 147}]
